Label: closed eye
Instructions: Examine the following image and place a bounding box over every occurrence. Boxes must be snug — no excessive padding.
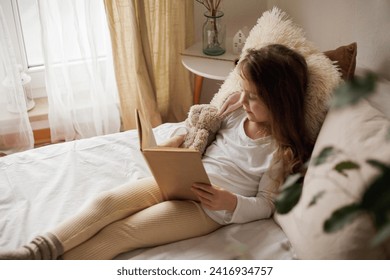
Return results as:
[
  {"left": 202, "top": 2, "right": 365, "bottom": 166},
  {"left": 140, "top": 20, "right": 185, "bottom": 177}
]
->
[{"left": 243, "top": 90, "right": 258, "bottom": 100}]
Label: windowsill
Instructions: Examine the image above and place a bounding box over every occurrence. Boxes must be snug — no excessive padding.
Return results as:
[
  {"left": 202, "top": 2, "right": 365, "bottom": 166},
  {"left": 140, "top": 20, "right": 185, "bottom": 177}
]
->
[
  {"left": 28, "top": 98, "right": 51, "bottom": 146},
  {"left": 0, "top": 97, "right": 51, "bottom": 147},
  {"left": 0, "top": 97, "right": 48, "bottom": 129},
  {"left": 28, "top": 97, "right": 48, "bottom": 123}
]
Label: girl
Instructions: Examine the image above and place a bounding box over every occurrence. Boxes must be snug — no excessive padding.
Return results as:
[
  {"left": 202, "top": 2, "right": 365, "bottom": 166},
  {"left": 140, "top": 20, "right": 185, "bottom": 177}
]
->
[{"left": 0, "top": 44, "right": 312, "bottom": 260}]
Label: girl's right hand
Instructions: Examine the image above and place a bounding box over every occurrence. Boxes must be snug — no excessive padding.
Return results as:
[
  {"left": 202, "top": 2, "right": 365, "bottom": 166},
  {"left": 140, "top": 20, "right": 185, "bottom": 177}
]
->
[{"left": 158, "top": 134, "right": 187, "bottom": 148}]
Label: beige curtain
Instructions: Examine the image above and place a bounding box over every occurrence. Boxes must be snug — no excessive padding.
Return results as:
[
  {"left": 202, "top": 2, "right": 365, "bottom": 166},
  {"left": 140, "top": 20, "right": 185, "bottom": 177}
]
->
[{"left": 104, "top": 0, "right": 194, "bottom": 129}]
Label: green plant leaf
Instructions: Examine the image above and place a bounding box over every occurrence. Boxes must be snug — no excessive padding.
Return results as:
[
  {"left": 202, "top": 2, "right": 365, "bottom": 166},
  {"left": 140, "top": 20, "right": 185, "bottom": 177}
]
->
[
  {"left": 361, "top": 160, "right": 390, "bottom": 226},
  {"left": 275, "top": 173, "right": 303, "bottom": 214},
  {"left": 308, "top": 191, "right": 325, "bottom": 207},
  {"left": 366, "top": 159, "right": 389, "bottom": 172},
  {"left": 371, "top": 221, "right": 390, "bottom": 247},
  {"left": 362, "top": 160, "right": 390, "bottom": 245},
  {"left": 324, "top": 203, "right": 362, "bottom": 233},
  {"left": 313, "top": 146, "right": 336, "bottom": 166},
  {"left": 362, "top": 160, "right": 390, "bottom": 209},
  {"left": 332, "top": 72, "right": 377, "bottom": 109},
  {"left": 334, "top": 160, "right": 360, "bottom": 176}
]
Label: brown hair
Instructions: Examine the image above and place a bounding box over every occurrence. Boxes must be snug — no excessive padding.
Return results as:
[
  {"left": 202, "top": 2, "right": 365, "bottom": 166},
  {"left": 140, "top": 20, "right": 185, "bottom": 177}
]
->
[{"left": 239, "top": 44, "right": 313, "bottom": 178}]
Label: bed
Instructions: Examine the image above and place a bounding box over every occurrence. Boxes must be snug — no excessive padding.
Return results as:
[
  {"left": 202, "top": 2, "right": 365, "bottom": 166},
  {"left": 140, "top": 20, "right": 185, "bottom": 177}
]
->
[
  {"left": 4, "top": 7, "right": 384, "bottom": 260},
  {"left": 0, "top": 122, "right": 294, "bottom": 260}
]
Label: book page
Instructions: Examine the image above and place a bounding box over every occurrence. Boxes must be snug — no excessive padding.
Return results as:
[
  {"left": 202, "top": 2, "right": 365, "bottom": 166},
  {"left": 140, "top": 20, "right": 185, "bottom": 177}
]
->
[{"left": 135, "top": 109, "right": 157, "bottom": 149}]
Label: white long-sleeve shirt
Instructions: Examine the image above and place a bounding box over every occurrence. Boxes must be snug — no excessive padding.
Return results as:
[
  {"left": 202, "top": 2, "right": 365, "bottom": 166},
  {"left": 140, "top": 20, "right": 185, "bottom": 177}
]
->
[{"left": 202, "top": 109, "right": 280, "bottom": 225}]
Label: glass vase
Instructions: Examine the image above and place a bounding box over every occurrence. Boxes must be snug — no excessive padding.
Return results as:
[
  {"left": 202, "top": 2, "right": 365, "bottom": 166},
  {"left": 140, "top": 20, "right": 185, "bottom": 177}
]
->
[{"left": 202, "top": 11, "right": 226, "bottom": 56}]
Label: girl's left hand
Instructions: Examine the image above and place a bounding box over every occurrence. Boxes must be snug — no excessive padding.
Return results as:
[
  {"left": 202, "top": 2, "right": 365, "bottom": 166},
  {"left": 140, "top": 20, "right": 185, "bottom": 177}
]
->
[{"left": 191, "top": 183, "right": 237, "bottom": 212}]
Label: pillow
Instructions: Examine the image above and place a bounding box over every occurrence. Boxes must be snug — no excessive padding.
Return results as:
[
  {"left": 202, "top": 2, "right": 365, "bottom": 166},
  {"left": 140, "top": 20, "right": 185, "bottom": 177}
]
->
[
  {"left": 275, "top": 80, "right": 390, "bottom": 259},
  {"left": 210, "top": 7, "right": 342, "bottom": 143},
  {"left": 324, "top": 42, "right": 357, "bottom": 80}
]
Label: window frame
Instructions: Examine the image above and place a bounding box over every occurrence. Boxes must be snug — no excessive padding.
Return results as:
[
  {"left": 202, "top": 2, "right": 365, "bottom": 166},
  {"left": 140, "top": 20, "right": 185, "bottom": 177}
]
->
[
  {"left": 4, "top": 0, "right": 113, "bottom": 99},
  {"left": 4, "top": 0, "right": 48, "bottom": 98}
]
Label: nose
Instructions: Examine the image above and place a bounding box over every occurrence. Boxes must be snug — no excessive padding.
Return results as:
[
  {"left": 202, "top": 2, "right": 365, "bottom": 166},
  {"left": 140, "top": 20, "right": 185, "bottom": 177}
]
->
[{"left": 239, "top": 91, "right": 247, "bottom": 105}]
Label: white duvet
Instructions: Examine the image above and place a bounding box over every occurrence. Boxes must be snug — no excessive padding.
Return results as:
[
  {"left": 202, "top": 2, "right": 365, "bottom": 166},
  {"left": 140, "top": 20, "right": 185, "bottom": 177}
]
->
[{"left": 0, "top": 123, "right": 293, "bottom": 259}]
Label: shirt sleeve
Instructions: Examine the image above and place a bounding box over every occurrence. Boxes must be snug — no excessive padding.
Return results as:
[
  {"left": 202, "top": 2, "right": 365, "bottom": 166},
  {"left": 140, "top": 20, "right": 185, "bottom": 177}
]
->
[{"left": 222, "top": 159, "right": 283, "bottom": 224}]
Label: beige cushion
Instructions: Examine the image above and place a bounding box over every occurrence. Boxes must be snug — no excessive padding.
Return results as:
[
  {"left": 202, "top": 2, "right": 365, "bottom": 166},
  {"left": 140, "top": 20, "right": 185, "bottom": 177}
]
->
[
  {"left": 275, "top": 80, "right": 390, "bottom": 259},
  {"left": 210, "top": 7, "right": 341, "bottom": 143}
]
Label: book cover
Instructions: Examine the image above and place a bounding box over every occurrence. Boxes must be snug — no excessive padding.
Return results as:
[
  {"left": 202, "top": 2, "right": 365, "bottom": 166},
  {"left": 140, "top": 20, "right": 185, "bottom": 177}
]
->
[{"left": 135, "top": 109, "right": 210, "bottom": 201}]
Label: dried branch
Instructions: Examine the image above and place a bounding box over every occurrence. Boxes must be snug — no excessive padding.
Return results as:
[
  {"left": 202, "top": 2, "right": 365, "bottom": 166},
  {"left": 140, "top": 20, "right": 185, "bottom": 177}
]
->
[{"left": 196, "top": 0, "right": 222, "bottom": 15}]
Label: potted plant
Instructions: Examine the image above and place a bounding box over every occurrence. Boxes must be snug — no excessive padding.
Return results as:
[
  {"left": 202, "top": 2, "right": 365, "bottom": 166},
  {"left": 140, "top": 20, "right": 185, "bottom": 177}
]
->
[{"left": 275, "top": 72, "right": 390, "bottom": 247}]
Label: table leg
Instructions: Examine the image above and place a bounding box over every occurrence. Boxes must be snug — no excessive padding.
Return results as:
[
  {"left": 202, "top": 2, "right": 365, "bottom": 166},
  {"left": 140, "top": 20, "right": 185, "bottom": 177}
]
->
[{"left": 194, "top": 74, "right": 204, "bottom": 104}]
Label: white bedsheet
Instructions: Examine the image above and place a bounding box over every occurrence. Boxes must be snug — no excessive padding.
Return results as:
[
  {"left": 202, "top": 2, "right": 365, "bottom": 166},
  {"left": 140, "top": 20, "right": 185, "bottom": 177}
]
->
[{"left": 0, "top": 123, "right": 293, "bottom": 259}]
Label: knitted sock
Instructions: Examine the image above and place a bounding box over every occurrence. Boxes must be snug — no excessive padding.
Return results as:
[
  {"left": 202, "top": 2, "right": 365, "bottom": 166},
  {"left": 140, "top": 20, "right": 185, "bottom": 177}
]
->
[
  {"left": 0, "top": 244, "right": 39, "bottom": 260},
  {"left": 0, "top": 233, "right": 63, "bottom": 260}
]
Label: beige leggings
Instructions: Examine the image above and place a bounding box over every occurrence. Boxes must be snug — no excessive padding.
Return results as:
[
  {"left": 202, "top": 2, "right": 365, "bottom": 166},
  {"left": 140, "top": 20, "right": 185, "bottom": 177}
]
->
[{"left": 51, "top": 177, "right": 221, "bottom": 259}]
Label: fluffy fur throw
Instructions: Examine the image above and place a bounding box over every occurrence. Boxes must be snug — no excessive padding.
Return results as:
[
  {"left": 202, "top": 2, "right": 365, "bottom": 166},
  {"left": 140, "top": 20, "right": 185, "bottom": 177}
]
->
[{"left": 183, "top": 7, "right": 342, "bottom": 153}]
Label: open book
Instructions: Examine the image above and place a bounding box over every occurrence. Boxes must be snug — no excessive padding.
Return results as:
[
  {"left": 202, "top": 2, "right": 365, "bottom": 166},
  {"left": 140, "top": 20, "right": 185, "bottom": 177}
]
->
[{"left": 135, "top": 109, "right": 210, "bottom": 201}]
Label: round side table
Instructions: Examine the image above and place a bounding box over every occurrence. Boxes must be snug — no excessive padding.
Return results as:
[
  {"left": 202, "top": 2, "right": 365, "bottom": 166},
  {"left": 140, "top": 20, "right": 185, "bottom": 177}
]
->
[{"left": 181, "top": 41, "right": 237, "bottom": 104}]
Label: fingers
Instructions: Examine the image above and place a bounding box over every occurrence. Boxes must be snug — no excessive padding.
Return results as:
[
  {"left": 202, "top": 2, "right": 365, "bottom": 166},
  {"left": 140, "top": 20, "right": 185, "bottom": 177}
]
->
[
  {"left": 191, "top": 183, "right": 214, "bottom": 202},
  {"left": 170, "top": 134, "right": 186, "bottom": 146},
  {"left": 192, "top": 183, "right": 214, "bottom": 194},
  {"left": 175, "top": 134, "right": 187, "bottom": 146},
  {"left": 191, "top": 183, "right": 237, "bottom": 212},
  {"left": 191, "top": 183, "right": 222, "bottom": 210},
  {"left": 158, "top": 134, "right": 187, "bottom": 148}
]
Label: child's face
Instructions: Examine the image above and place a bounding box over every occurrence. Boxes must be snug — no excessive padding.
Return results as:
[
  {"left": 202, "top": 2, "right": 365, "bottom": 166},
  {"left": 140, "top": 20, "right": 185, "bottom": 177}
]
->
[{"left": 240, "top": 77, "right": 270, "bottom": 124}]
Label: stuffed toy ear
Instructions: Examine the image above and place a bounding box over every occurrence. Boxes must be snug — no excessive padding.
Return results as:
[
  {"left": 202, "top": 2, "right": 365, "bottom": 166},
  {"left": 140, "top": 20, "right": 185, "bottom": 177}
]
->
[{"left": 218, "top": 91, "right": 242, "bottom": 117}]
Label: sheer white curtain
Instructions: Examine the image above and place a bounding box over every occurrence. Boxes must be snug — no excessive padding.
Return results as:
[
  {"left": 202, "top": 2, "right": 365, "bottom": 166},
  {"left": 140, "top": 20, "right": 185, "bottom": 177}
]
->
[
  {"left": 38, "top": 0, "right": 120, "bottom": 142},
  {"left": 0, "top": 6, "right": 34, "bottom": 154}
]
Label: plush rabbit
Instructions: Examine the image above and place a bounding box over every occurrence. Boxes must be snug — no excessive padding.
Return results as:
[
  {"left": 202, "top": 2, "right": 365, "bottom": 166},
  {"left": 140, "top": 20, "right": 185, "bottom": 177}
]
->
[
  {"left": 182, "top": 92, "right": 242, "bottom": 154},
  {"left": 181, "top": 104, "right": 222, "bottom": 154}
]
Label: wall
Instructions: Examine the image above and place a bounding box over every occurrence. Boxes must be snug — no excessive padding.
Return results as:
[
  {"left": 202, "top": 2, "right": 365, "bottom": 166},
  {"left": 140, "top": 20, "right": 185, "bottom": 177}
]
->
[
  {"left": 195, "top": 0, "right": 390, "bottom": 103},
  {"left": 267, "top": 0, "right": 390, "bottom": 78}
]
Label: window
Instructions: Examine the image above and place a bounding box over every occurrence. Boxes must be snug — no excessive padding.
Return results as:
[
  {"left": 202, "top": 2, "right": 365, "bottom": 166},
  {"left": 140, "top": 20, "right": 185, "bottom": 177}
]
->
[
  {"left": 4, "top": 0, "right": 110, "bottom": 98},
  {"left": 1, "top": 0, "right": 47, "bottom": 97},
  {"left": 17, "top": 0, "right": 44, "bottom": 67}
]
